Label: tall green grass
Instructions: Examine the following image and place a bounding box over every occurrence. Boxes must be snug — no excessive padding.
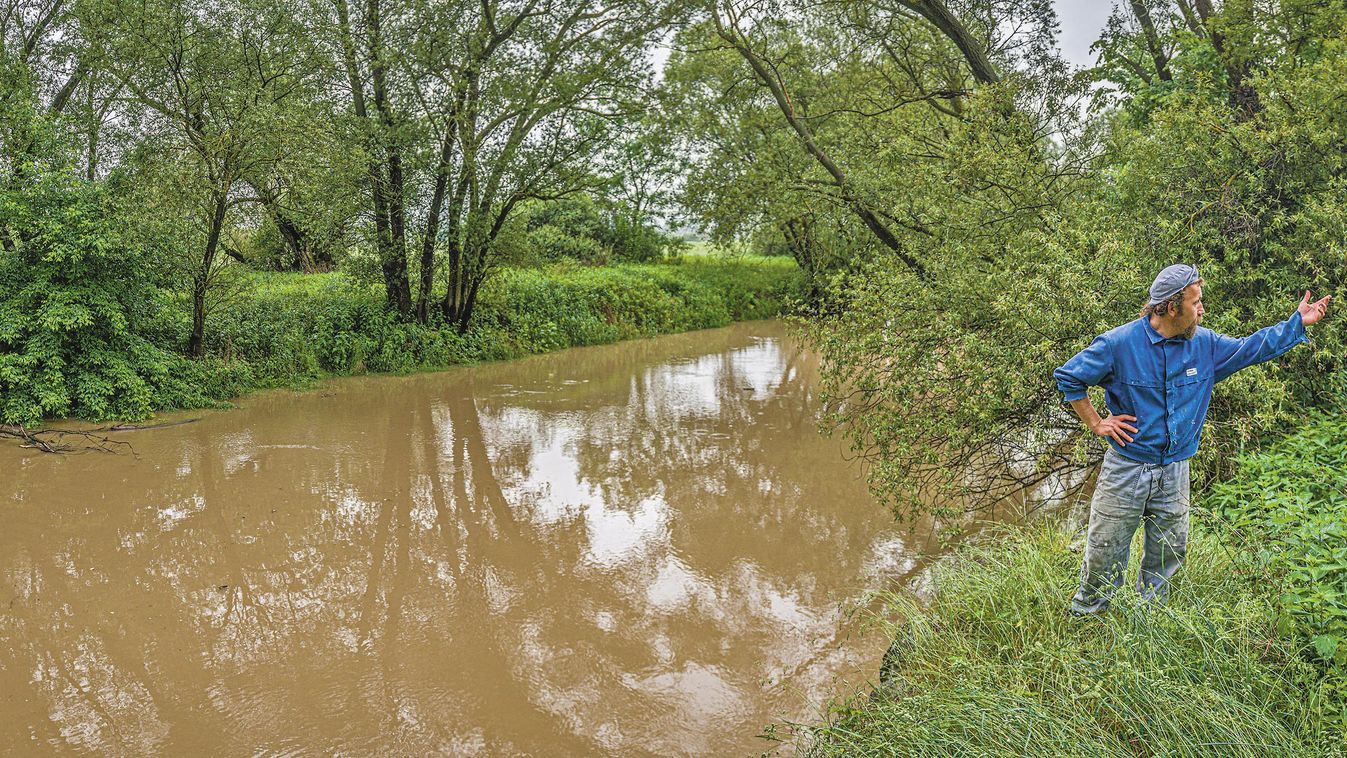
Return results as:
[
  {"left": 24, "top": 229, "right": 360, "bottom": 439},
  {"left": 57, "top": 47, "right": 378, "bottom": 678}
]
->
[{"left": 799, "top": 524, "right": 1344, "bottom": 757}]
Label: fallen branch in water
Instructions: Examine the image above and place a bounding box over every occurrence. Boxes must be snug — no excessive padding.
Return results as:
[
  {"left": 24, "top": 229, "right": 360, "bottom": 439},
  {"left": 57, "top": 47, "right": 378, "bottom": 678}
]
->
[
  {"left": 0, "top": 425, "right": 136, "bottom": 455},
  {"left": 103, "top": 418, "right": 200, "bottom": 432}
]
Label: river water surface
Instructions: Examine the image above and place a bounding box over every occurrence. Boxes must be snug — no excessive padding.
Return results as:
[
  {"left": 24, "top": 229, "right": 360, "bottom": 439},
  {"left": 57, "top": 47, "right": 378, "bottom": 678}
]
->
[{"left": 1, "top": 321, "right": 949, "bottom": 756}]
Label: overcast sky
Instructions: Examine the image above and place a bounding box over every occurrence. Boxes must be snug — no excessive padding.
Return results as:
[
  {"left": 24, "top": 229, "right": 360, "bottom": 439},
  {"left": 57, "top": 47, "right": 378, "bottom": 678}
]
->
[
  {"left": 650, "top": 3, "right": 1118, "bottom": 77},
  {"left": 1053, "top": 0, "right": 1116, "bottom": 69}
]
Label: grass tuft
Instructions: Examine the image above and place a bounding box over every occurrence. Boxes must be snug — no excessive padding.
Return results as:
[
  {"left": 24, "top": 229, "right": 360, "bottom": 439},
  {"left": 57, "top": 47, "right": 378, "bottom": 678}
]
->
[{"left": 801, "top": 524, "right": 1343, "bottom": 757}]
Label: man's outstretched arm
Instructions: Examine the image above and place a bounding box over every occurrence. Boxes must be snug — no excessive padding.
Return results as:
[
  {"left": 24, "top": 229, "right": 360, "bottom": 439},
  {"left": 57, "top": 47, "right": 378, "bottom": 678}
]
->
[{"left": 1213, "top": 291, "right": 1332, "bottom": 383}]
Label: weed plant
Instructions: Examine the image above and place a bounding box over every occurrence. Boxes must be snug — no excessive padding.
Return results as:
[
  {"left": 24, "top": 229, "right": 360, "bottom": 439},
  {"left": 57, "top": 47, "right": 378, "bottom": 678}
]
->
[{"left": 1203, "top": 413, "right": 1347, "bottom": 710}]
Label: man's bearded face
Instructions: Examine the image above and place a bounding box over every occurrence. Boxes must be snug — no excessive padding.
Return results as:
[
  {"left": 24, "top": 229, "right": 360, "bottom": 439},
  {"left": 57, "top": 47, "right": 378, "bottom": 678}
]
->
[{"left": 1177, "top": 285, "right": 1204, "bottom": 339}]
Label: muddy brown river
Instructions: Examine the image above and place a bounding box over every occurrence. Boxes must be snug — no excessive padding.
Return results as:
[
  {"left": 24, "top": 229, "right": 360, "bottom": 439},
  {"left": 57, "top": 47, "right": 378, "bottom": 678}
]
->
[{"left": 1, "top": 321, "right": 951, "bottom": 756}]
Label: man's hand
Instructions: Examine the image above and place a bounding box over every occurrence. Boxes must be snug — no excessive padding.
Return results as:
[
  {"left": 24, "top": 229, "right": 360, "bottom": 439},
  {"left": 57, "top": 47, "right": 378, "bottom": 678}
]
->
[
  {"left": 1298, "top": 290, "right": 1332, "bottom": 326},
  {"left": 1091, "top": 414, "right": 1138, "bottom": 447}
]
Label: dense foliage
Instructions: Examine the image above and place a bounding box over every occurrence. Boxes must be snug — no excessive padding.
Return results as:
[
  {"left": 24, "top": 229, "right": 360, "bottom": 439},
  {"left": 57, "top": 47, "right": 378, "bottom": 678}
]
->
[
  {"left": 2, "top": 0, "right": 685, "bottom": 346},
  {"left": 0, "top": 154, "right": 186, "bottom": 425},
  {"left": 1205, "top": 414, "right": 1347, "bottom": 675},
  {"left": 508, "top": 194, "right": 684, "bottom": 266}
]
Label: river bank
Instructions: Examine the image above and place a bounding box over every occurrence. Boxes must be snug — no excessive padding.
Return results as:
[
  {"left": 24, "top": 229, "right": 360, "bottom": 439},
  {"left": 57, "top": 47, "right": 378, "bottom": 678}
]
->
[
  {"left": 191, "top": 256, "right": 803, "bottom": 400},
  {"left": 798, "top": 414, "right": 1347, "bottom": 757},
  {"left": 1, "top": 256, "right": 802, "bottom": 427}
]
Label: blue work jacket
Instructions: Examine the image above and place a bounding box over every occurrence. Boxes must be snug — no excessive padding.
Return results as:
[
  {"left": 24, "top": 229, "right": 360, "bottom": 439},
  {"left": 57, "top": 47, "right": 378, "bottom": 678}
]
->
[{"left": 1054, "top": 312, "right": 1308, "bottom": 464}]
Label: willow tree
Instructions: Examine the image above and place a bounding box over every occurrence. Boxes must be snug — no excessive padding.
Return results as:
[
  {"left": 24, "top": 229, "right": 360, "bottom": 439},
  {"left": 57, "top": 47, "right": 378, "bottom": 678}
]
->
[
  {"left": 1, "top": 0, "right": 83, "bottom": 172},
  {"left": 666, "top": 0, "right": 1105, "bottom": 519},
  {"left": 92, "top": 0, "right": 323, "bottom": 356},
  {"left": 1, "top": 0, "right": 142, "bottom": 205},
  {"left": 318, "top": 0, "right": 678, "bottom": 326}
]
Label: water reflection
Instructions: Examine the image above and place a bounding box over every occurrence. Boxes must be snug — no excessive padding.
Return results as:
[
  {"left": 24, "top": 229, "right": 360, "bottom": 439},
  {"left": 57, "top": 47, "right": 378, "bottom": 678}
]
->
[{"left": 1, "top": 321, "right": 942, "bottom": 756}]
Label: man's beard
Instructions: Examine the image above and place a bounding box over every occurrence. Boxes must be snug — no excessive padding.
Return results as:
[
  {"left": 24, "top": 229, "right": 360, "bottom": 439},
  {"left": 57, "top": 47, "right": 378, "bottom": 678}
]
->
[{"left": 1180, "top": 320, "right": 1198, "bottom": 340}]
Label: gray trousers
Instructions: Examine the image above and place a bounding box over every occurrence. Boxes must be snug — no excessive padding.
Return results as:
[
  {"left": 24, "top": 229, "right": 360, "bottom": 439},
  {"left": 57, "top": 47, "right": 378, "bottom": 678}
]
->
[{"left": 1071, "top": 448, "right": 1191, "bottom": 615}]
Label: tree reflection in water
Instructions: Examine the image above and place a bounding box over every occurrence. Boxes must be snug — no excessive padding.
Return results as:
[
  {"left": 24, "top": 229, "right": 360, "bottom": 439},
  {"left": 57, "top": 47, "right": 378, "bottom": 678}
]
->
[{"left": 0, "top": 321, "right": 954, "bottom": 755}]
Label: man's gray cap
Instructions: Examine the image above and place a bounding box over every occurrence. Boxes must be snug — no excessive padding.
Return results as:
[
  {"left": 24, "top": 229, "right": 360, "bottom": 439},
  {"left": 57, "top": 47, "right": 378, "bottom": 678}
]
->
[{"left": 1149, "top": 264, "right": 1200, "bottom": 305}]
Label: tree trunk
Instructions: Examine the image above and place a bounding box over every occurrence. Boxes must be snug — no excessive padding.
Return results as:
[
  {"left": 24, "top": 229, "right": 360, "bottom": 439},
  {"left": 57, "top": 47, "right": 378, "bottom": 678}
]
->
[
  {"left": 381, "top": 152, "right": 413, "bottom": 315},
  {"left": 368, "top": 0, "right": 413, "bottom": 317},
  {"left": 441, "top": 236, "right": 462, "bottom": 323},
  {"left": 336, "top": 0, "right": 412, "bottom": 315},
  {"left": 189, "top": 191, "right": 229, "bottom": 358},
  {"left": 440, "top": 173, "right": 471, "bottom": 323},
  {"left": 442, "top": 240, "right": 469, "bottom": 326},
  {"left": 85, "top": 127, "right": 98, "bottom": 181},
  {"left": 1175, "top": 0, "right": 1206, "bottom": 38},
  {"left": 894, "top": 0, "right": 1000, "bottom": 85},
  {"left": 457, "top": 270, "right": 485, "bottom": 334},
  {"left": 272, "top": 210, "right": 316, "bottom": 272},
  {"left": 417, "top": 126, "right": 458, "bottom": 323},
  {"left": 188, "top": 275, "right": 208, "bottom": 358}
]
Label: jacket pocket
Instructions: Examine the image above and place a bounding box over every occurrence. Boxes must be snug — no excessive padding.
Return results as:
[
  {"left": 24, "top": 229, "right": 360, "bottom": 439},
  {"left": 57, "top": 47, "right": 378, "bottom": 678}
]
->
[{"left": 1115, "top": 378, "right": 1160, "bottom": 419}]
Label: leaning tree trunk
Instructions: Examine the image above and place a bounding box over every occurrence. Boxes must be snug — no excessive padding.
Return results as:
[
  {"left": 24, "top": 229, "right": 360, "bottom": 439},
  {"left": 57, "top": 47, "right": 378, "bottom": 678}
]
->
[
  {"left": 457, "top": 272, "right": 486, "bottom": 334},
  {"left": 714, "top": 8, "right": 927, "bottom": 278},
  {"left": 1128, "top": 0, "right": 1173, "bottom": 82}
]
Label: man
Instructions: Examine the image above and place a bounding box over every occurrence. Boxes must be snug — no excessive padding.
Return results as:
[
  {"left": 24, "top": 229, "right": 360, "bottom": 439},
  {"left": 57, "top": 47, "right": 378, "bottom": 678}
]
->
[{"left": 1054, "top": 264, "right": 1331, "bottom": 615}]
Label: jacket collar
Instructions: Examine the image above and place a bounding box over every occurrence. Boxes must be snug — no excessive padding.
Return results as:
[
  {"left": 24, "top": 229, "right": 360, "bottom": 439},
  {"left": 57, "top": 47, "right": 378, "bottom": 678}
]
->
[{"left": 1140, "top": 316, "right": 1169, "bottom": 344}]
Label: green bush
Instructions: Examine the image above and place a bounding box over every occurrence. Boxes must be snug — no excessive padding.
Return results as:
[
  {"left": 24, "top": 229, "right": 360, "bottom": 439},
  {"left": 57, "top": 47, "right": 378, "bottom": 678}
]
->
[
  {"left": 0, "top": 164, "right": 188, "bottom": 424},
  {"left": 1204, "top": 414, "right": 1347, "bottom": 675}
]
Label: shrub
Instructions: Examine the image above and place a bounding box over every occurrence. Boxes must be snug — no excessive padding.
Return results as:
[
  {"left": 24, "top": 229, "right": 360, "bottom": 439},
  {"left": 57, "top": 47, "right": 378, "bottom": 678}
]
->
[
  {"left": 0, "top": 165, "right": 185, "bottom": 424},
  {"left": 1204, "top": 414, "right": 1347, "bottom": 682}
]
